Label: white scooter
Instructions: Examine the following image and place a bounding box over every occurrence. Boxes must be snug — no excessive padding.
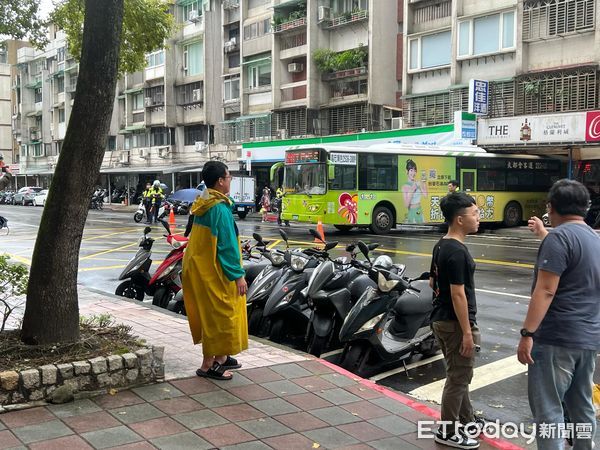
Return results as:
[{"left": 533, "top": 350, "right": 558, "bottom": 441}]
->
[{"left": 133, "top": 200, "right": 171, "bottom": 223}]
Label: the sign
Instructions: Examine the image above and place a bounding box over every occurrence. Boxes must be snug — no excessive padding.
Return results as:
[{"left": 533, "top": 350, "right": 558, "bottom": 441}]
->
[
  {"left": 330, "top": 152, "right": 357, "bottom": 165},
  {"left": 454, "top": 111, "right": 477, "bottom": 140},
  {"left": 246, "top": 150, "right": 251, "bottom": 172},
  {"left": 468, "top": 79, "right": 489, "bottom": 115},
  {"left": 285, "top": 149, "right": 321, "bottom": 164},
  {"left": 477, "top": 112, "right": 591, "bottom": 145},
  {"left": 585, "top": 111, "right": 600, "bottom": 142}
]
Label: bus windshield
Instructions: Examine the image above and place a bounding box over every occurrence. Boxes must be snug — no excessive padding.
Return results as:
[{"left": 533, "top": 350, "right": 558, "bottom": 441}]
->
[{"left": 285, "top": 163, "right": 327, "bottom": 195}]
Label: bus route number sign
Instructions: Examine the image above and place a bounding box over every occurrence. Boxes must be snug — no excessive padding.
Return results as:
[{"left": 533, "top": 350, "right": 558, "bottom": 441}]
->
[
  {"left": 286, "top": 150, "right": 321, "bottom": 164},
  {"left": 330, "top": 153, "right": 357, "bottom": 165}
]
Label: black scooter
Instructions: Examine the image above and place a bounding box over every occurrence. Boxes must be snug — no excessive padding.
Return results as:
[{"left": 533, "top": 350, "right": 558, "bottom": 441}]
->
[{"left": 338, "top": 241, "right": 437, "bottom": 376}]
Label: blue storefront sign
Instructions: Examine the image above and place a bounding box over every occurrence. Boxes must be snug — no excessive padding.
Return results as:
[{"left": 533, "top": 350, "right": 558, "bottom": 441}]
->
[{"left": 468, "top": 79, "right": 489, "bottom": 115}]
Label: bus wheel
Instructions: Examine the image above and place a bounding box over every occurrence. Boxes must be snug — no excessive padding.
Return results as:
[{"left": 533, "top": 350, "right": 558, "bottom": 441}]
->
[
  {"left": 237, "top": 210, "right": 247, "bottom": 220},
  {"left": 370, "top": 206, "right": 393, "bottom": 234},
  {"left": 334, "top": 225, "right": 353, "bottom": 232},
  {"left": 503, "top": 201, "right": 522, "bottom": 227}
]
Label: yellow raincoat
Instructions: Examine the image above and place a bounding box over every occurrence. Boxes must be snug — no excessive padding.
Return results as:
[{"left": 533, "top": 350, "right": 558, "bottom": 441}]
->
[{"left": 182, "top": 188, "right": 248, "bottom": 356}]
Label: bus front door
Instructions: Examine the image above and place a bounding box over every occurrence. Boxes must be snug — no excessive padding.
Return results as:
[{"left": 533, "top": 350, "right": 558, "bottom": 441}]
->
[{"left": 460, "top": 169, "right": 477, "bottom": 192}]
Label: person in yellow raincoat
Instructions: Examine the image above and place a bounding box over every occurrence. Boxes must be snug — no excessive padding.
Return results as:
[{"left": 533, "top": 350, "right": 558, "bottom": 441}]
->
[{"left": 182, "top": 161, "right": 248, "bottom": 380}]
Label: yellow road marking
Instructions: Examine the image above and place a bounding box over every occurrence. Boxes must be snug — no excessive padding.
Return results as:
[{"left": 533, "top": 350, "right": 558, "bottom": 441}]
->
[
  {"left": 3, "top": 253, "right": 31, "bottom": 265},
  {"left": 78, "top": 261, "right": 162, "bottom": 273},
  {"left": 266, "top": 239, "right": 282, "bottom": 249},
  {"left": 80, "top": 242, "right": 138, "bottom": 260},
  {"left": 81, "top": 228, "right": 138, "bottom": 242}
]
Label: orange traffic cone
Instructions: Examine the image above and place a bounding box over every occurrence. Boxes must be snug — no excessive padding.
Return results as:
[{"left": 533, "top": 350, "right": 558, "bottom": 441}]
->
[
  {"left": 169, "top": 208, "right": 176, "bottom": 234},
  {"left": 314, "top": 219, "right": 325, "bottom": 246}
]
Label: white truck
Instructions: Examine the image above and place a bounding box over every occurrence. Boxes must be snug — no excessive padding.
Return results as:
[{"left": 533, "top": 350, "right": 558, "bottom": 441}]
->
[{"left": 229, "top": 175, "right": 255, "bottom": 219}]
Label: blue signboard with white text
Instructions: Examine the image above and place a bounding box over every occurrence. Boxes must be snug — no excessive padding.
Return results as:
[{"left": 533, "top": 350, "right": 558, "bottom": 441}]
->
[{"left": 468, "top": 79, "right": 489, "bottom": 115}]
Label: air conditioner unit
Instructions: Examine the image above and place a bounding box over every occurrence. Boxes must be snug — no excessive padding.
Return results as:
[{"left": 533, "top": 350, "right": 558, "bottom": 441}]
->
[
  {"left": 224, "top": 38, "right": 238, "bottom": 52},
  {"left": 120, "top": 152, "right": 130, "bottom": 164},
  {"left": 158, "top": 146, "right": 170, "bottom": 158},
  {"left": 391, "top": 117, "right": 403, "bottom": 130},
  {"left": 188, "top": 10, "right": 200, "bottom": 22},
  {"left": 383, "top": 108, "right": 393, "bottom": 120},
  {"left": 144, "top": 97, "right": 153, "bottom": 107},
  {"left": 138, "top": 148, "right": 149, "bottom": 159},
  {"left": 195, "top": 141, "right": 207, "bottom": 153},
  {"left": 287, "top": 63, "right": 303, "bottom": 73},
  {"left": 318, "top": 6, "right": 330, "bottom": 22},
  {"left": 192, "top": 89, "right": 202, "bottom": 102}
]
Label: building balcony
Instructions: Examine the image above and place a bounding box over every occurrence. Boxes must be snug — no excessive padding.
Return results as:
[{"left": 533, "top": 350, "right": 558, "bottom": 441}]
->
[
  {"left": 323, "top": 9, "right": 368, "bottom": 29},
  {"left": 329, "top": 78, "right": 368, "bottom": 102},
  {"left": 322, "top": 66, "right": 368, "bottom": 81},
  {"left": 280, "top": 32, "right": 307, "bottom": 54},
  {"left": 273, "top": 17, "right": 307, "bottom": 33},
  {"left": 223, "top": 0, "right": 239, "bottom": 9},
  {"left": 280, "top": 81, "right": 307, "bottom": 105}
]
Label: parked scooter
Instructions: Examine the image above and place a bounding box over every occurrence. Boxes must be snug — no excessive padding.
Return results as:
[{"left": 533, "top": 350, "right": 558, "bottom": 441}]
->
[
  {"left": 115, "top": 226, "right": 154, "bottom": 300},
  {"left": 338, "top": 241, "right": 436, "bottom": 377},
  {"left": 134, "top": 200, "right": 171, "bottom": 223}
]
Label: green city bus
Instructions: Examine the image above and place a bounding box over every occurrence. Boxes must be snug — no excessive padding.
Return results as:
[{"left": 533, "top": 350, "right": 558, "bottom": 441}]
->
[{"left": 279, "top": 144, "right": 562, "bottom": 233}]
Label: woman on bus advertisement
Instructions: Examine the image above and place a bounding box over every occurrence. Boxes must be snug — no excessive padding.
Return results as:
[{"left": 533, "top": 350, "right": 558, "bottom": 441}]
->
[{"left": 402, "top": 159, "right": 428, "bottom": 223}]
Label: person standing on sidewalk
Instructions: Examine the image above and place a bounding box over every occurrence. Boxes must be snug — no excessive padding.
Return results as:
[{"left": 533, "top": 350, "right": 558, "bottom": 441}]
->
[
  {"left": 429, "top": 192, "right": 481, "bottom": 449},
  {"left": 182, "top": 161, "right": 248, "bottom": 381},
  {"left": 518, "top": 179, "right": 600, "bottom": 450}
]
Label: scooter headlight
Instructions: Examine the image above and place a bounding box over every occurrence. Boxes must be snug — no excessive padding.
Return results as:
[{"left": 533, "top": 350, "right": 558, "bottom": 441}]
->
[
  {"left": 171, "top": 239, "right": 182, "bottom": 249},
  {"left": 256, "top": 278, "right": 276, "bottom": 296},
  {"left": 290, "top": 254, "right": 309, "bottom": 272},
  {"left": 158, "top": 261, "right": 179, "bottom": 279},
  {"left": 377, "top": 272, "right": 399, "bottom": 293},
  {"left": 269, "top": 251, "right": 285, "bottom": 266},
  {"left": 277, "top": 289, "right": 296, "bottom": 307},
  {"left": 357, "top": 313, "right": 384, "bottom": 334}
]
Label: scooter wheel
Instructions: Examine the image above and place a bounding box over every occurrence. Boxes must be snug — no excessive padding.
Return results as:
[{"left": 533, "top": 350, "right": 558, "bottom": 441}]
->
[
  {"left": 269, "top": 319, "right": 286, "bottom": 343},
  {"left": 133, "top": 212, "right": 144, "bottom": 223},
  {"left": 307, "top": 328, "right": 327, "bottom": 358},
  {"left": 340, "top": 343, "right": 369, "bottom": 375},
  {"left": 115, "top": 280, "right": 145, "bottom": 301},
  {"left": 152, "top": 287, "right": 172, "bottom": 309},
  {"left": 248, "top": 307, "right": 263, "bottom": 336}
]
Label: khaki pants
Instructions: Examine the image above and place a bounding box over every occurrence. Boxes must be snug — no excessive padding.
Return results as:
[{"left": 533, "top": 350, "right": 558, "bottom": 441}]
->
[{"left": 432, "top": 320, "right": 481, "bottom": 425}]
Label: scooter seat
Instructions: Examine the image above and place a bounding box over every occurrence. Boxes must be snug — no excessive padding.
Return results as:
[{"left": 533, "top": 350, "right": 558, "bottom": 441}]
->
[{"left": 393, "top": 294, "right": 432, "bottom": 316}]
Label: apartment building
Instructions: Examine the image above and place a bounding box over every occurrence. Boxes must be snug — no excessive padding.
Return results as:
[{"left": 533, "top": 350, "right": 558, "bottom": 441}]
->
[{"left": 402, "top": 0, "right": 600, "bottom": 190}]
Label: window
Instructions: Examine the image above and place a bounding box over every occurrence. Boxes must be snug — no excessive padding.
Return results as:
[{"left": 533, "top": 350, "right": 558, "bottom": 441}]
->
[
  {"left": 182, "top": 0, "right": 201, "bottom": 21},
  {"left": 358, "top": 154, "right": 398, "bottom": 191},
  {"left": 32, "top": 143, "right": 43, "bottom": 157},
  {"left": 184, "top": 125, "right": 205, "bottom": 145},
  {"left": 124, "top": 131, "right": 148, "bottom": 149},
  {"left": 150, "top": 127, "right": 173, "bottom": 147},
  {"left": 228, "top": 53, "right": 240, "bottom": 68},
  {"left": 243, "top": 19, "right": 271, "bottom": 40},
  {"left": 34, "top": 88, "right": 42, "bottom": 103},
  {"left": 523, "top": 0, "right": 595, "bottom": 41},
  {"left": 57, "top": 47, "right": 65, "bottom": 62},
  {"left": 408, "top": 31, "right": 451, "bottom": 70},
  {"left": 177, "top": 82, "right": 203, "bottom": 105},
  {"left": 413, "top": 0, "right": 451, "bottom": 23},
  {"left": 245, "top": 54, "right": 271, "bottom": 89},
  {"left": 132, "top": 93, "right": 144, "bottom": 110},
  {"left": 330, "top": 165, "right": 357, "bottom": 190},
  {"left": 145, "top": 86, "right": 164, "bottom": 105},
  {"left": 458, "top": 11, "right": 515, "bottom": 58},
  {"left": 331, "top": 0, "right": 367, "bottom": 15},
  {"left": 56, "top": 76, "right": 64, "bottom": 93},
  {"left": 146, "top": 50, "right": 165, "bottom": 68},
  {"left": 183, "top": 41, "right": 203, "bottom": 76},
  {"left": 107, "top": 135, "right": 116, "bottom": 151},
  {"left": 224, "top": 76, "right": 240, "bottom": 101},
  {"left": 58, "top": 109, "right": 65, "bottom": 123}
]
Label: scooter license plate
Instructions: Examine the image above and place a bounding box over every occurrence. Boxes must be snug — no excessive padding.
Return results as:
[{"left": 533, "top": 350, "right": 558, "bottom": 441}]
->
[
  {"left": 237, "top": 206, "right": 245, "bottom": 212},
  {"left": 292, "top": 215, "right": 299, "bottom": 220}
]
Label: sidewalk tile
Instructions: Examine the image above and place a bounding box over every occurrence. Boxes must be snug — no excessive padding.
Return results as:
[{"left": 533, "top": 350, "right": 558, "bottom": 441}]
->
[
  {"left": 296, "top": 360, "right": 336, "bottom": 375},
  {"left": 47, "top": 399, "right": 102, "bottom": 418},
  {"left": 368, "top": 436, "right": 422, "bottom": 450},
  {"left": 283, "top": 392, "right": 333, "bottom": 411},
  {"left": 262, "top": 380, "right": 307, "bottom": 396},
  {"left": 108, "top": 404, "right": 165, "bottom": 425},
  {"left": 395, "top": 432, "right": 440, "bottom": 450},
  {"left": 369, "top": 397, "right": 413, "bottom": 415},
  {"left": 0, "top": 430, "right": 21, "bottom": 450},
  {"left": 191, "top": 390, "right": 243, "bottom": 408},
  {"left": 216, "top": 373, "right": 255, "bottom": 388},
  {"left": 341, "top": 401, "right": 391, "bottom": 420},
  {"left": 367, "top": 415, "right": 416, "bottom": 436},
  {"left": 337, "top": 422, "right": 392, "bottom": 442},
  {"left": 314, "top": 387, "right": 361, "bottom": 405},
  {"left": 213, "top": 404, "right": 267, "bottom": 422},
  {"left": 62, "top": 411, "right": 121, "bottom": 434},
  {"left": 195, "top": 423, "right": 256, "bottom": 447},
  {"left": 128, "top": 417, "right": 188, "bottom": 439},
  {"left": 150, "top": 431, "right": 212, "bottom": 450},
  {"left": 227, "top": 384, "right": 278, "bottom": 402},
  {"left": 0, "top": 407, "right": 55, "bottom": 428},
  {"left": 309, "top": 406, "right": 362, "bottom": 426},
  {"left": 151, "top": 397, "right": 204, "bottom": 415},
  {"left": 11, "top": 420, "right": 73, "bottom": 444},
  {"left": 105, "top": 443, "right": 157, "bottom": 450},
  {"left": 344, "top": 383, "right": 385, "bottom": 400},
  {"left": 172, "top": 409, "right": 229, "bottom": 430},
  {"left": 248, "top": 398, "right": 300, "bottom": 416},
  {"left": 302, "top": 426, "right": 360, "bottom": 448},
  {"left": 168, "top": 377, "right": 221, "bottom": 395},
  {"left": 220, "top": 441, "right": 272, "bottom": 450},
  {"left": 336, "top": 445, "right": 375, "bottom": 450},
  {"left": 131, "top": 383, "right": 185, "bottom": 402},
  {"left": 237, "top": 417, "right": 293, "bottom": 439},
  {"left": 321, "top": 373, "right": 359, "bottom": 388},
  {"left": 240, "top": 367, "right": 285, "bottom": 383},
  {"left": 272, "top": 411, "right": 328, "bottom": 432},
  {"left": 269, "top": 363, "right": 313, "bottom": 379},
  {"left": 399, "top": 409, "right": 436, "bottom": 424},
  {"left": 263, "top": 432, "right": 316, "bottom": 449},
  {"left": 292, "top": 375, "right": 337, "bottom": 391},
  {"left": 80, "top": 425, "right": 143, "bottom": 449},
  {"left": 0, "top": 422, "right": 4, "bottom": 430},
  {"left": 28, "top": 435, "right": 94, "bottom": 450},
  {"left": 92, "top": 391, "right": 146, "bottom": 409}
]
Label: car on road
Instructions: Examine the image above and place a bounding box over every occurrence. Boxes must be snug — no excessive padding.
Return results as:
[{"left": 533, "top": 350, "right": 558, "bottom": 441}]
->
[
  {"left": 12, "top": 186, "right": 43, "bottom": 206},
  {"left": 33, "top": 189, "right": 49, "bottom": 207}
]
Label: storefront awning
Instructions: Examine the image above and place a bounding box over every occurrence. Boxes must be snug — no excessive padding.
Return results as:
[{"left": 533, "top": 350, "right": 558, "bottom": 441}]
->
[
  {"left": 181, "top": 162, "right": 239, "bottom": 173},
  {"left": 100, "top": 167, "right": 163, "bottom": 174},
  {"left": 123, "top": 87, "right": 144, "bottom": 94}
]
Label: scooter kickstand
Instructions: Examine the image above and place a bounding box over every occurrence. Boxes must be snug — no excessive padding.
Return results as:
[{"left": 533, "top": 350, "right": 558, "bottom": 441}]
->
[{"left": 402, "top": 359, "right": 408, "bottom": 376}]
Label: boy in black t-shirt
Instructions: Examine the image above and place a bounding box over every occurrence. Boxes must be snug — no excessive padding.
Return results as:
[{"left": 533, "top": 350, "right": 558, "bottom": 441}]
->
[{"left": 429, "top": 192, "right": 481, "bottom": 449}]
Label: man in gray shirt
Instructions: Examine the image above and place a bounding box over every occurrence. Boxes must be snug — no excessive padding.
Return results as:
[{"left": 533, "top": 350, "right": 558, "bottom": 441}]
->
[{"left": 518, "top": 179, "right": 600, "bottom": 450}]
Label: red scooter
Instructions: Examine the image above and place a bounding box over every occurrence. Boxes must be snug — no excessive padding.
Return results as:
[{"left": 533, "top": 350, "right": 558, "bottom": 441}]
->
[{"left": 148, "top": 219, "right": 188, "bottom": 311}]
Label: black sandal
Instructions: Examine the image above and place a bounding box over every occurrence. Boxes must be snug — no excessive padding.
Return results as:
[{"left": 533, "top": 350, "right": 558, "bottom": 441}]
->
[
  {"left": 221, "top": 356, "right": 242, "bottom": 370},
  {"left": 196, "top": 361, "right": 233, "bottom": 380}
]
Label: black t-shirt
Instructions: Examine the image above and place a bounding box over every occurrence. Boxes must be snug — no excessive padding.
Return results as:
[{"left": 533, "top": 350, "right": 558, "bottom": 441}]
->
[{"left": 429, "top": 238, "right": 477, "bottom": 324}]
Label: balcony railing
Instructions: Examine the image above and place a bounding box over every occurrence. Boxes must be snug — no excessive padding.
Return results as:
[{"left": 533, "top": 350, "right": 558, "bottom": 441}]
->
[
  {"left": 273, "top": 17, "right": 307, "bottom": 33},
  {"left": 223, "top": 0, "right": 239, "bottom": 9},
  {"left": 330, "top": 79, "right": 368, "bottom": 99},
  {"left": 280, "top": 33, "right": 307, "bottom": 51},
  {"left": 324, "top": 9, "right": 368, "bottom": 28},
  {"left": 281, "top": 83, "right": 307, "bottom": 102},
  {"left": 322, "top": 66, "right": 368, "bottom": 81}
]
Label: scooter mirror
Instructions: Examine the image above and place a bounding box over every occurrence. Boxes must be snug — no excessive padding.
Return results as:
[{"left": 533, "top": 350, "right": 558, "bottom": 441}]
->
[
  {"left": 324, "top": 241, "right": 338, "bottom": 251},
  {"left": 252, "top": 232, "right": 264, "bottom": 245},
  {"left": 158, "top": 218, "right": 170, "bottom": 234},
  {"left": 368, "top": 243, "right": 380, "bottom": 251},
  {"left": 357, "top": 241, "right": 371, "bottom": 262},
  {"left": 309, "top": 228, "right": 324, "bottom": 242},
  {"left": 345, "top": 243, "right": 356, "bottom": 253},
  {"left": 417, "top": 271, "right": 431, "bottom": 280},
  {"left": 144, "top": 226, "right": 152, "bottom": 234},
  {"left": 279, "top": 228, "right": 289, "bottom": 242}
]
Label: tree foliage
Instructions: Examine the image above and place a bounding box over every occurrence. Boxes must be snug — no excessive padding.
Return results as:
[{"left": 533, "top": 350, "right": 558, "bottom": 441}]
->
[
  {"left": 0, "top": 0, "right": 47, "bottom": 47},
  {"left": 51, "top": 0, "right": 174, "bottom": 76}
]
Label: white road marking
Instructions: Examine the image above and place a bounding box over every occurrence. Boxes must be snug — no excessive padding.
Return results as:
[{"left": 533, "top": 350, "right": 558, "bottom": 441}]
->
[
  {"left": 321, "top": 348, "right": 344, "bottom": 358},
  {"left": 476, "top": 288, "right": 530, "bottom": 300},
  {"left": 370, "top": 354, "right": 445, "bottom": 381},
  {"left": 408, "top": 355, "right": 528, "bottom": 404}
]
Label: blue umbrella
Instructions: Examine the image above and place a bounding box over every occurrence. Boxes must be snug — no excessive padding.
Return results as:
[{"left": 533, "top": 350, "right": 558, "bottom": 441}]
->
[{"left": 168, "top": 188, "right": 203, "bottom": 203}]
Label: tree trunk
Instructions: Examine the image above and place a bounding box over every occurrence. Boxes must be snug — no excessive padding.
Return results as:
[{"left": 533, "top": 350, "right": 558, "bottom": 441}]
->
[{"left": 21, "top": 0, "right": 124, "bottom": 345}]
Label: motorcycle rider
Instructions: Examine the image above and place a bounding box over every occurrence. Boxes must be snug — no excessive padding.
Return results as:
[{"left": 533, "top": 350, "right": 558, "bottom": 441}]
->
[
  {"left": 149, "top": 180, "right": 164, "bottom": 224},
  {"left": 275, "top": 187, "right": 284, "bottom": 225},
  {"left": 0, "top": 153, "right": 13, "bottom": 191},
  {"left": 142, "top": 182, "right": 153, "bottom": 224}
]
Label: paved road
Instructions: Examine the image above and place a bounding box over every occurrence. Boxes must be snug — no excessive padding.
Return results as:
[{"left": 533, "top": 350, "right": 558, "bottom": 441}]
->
[{"left": 2, "top": 204, "right": 598, "bottom": 446}]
